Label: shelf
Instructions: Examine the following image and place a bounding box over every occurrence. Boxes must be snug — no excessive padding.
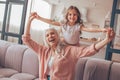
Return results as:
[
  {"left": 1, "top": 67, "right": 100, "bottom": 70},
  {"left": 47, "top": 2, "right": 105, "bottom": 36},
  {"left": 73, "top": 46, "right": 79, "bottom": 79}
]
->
[{"left": 80, "top": 37, "right": 101, "bottom": 45}]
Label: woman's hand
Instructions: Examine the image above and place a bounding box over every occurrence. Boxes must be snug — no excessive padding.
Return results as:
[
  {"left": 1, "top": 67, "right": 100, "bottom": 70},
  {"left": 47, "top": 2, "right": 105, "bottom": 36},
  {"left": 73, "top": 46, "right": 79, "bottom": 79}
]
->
[
  {"left": 24, "top": 12, "right": 38, "bottom": 36},
  {"left": 94, "top": 28, "right": 115, "bottom": 51}
]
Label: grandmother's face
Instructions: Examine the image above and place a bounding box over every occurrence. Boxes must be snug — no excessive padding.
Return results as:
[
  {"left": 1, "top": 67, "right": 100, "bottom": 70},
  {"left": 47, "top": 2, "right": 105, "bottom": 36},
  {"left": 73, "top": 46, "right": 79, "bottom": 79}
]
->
[{"left": 45, "top": 29, "right": 59, "bottom": 47}]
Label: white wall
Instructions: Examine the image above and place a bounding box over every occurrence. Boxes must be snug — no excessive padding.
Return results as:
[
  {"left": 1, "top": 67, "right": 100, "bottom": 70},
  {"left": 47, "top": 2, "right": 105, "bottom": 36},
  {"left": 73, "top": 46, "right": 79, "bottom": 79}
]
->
[
  {"left": 50, "top": 0, "right": 113, "bottom": 39},
  {"left": 51, "top": 0, "right": 113, "bottom": 26}
]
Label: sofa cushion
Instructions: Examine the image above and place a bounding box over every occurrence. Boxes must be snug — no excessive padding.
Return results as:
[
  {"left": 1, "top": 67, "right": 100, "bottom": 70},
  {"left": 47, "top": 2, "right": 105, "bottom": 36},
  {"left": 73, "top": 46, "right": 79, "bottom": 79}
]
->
[
  {"left": 0, "top": 68, "right": 18, "bottom": 77},
  {"left": 109, "top": 62, "right": 120, "bottom": 80},
  {"left": 5, "top": 44, "right": 28, "bottom": 72},
  {"left": 0, "top": 78, "right": 18, "bottom": 80},
  {"left": 83, "top": 58, "right": 112, "bottom": 80},
  {"left": 10, "top": 73, "right": 36, "bottom": 80},
  {"left": 75, "top": 58, "right": 88, "bottom": 80},
  {"left": 0, "top": 40, "right": 11, "bottom": 67},
  {"left": 22, "top": 48, "right": 39, "bottom": 77}
]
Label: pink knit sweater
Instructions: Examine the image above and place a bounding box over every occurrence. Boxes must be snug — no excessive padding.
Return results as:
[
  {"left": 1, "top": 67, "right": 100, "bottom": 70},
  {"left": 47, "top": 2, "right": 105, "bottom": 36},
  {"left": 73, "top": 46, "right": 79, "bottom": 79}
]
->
[{"left": 22, "top": 34, "right": 98, "bottom": 80}]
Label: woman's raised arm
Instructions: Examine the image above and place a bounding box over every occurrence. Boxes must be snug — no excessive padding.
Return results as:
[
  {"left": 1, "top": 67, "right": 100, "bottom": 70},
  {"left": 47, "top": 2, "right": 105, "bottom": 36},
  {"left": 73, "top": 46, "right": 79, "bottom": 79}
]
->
[
  {"left": 22, "top": 13, "right": 43, "bottom": 53},
  {"left": 95, "top": 28, "right": 115, "bottom": 50}
]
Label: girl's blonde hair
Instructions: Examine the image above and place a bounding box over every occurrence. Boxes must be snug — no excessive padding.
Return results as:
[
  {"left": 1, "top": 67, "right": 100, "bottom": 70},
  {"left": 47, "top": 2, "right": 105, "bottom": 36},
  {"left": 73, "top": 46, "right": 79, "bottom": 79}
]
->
[{"left": 65, "top": 5, "right": 83, "bottom": 24}]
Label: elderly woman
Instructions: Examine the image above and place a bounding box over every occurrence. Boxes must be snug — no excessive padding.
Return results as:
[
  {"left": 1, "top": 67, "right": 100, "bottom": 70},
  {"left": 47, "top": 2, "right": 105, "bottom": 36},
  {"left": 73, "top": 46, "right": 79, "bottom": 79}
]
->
[{"left": 22, "top": 13, "right": 115, "bottom": 80}]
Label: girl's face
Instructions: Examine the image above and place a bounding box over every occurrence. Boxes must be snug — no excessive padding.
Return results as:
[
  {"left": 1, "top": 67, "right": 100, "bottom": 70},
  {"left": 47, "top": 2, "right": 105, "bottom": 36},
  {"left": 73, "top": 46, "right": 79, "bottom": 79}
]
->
[
  {"left": 45, "top": 29, "right": 59, "bottom": 48},
  {"left": 67, "top": 9, "right": 78, "bottom": 25}
]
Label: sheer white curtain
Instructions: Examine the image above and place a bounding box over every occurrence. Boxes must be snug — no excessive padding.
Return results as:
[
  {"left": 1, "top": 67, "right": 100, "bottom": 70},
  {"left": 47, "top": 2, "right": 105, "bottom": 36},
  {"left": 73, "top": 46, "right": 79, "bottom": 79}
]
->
[
  {"left": 26, "top": 0, "right": 52, "bottom": 44},
  {"left": 30, "top": 0, "right": 52, "bottom": 30}
]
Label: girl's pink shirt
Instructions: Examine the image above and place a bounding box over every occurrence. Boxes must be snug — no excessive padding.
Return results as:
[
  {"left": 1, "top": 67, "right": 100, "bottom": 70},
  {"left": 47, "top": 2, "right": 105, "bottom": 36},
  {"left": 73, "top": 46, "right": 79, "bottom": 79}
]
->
[{"left": 22, "top": 34, "right": 98, "bottom": 80}]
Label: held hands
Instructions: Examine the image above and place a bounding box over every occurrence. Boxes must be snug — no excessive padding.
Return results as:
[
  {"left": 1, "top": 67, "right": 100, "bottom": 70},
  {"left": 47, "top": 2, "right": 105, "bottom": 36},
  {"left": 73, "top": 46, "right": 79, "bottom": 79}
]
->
[
  {"left": 94, "top": 28, "right": 115, "bottom": 51},
  {"left": 28, "top": 12, "right": 40, "bottom": 22},
  {"left": 28, "top": 12, "right": 37, "bottom": 21},
  {"left": 101, "top": 27, "right": 113, "bottom": 33},
  {"left": 105, "top": 28, "right": 115, "bottom": 42}
]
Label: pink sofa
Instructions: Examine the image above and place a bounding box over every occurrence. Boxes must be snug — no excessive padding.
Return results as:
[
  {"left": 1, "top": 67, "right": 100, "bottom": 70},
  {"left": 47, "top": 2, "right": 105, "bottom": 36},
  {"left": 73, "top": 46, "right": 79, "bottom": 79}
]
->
[
  {"left": 0, "top": 40, "right": 39, "bottom": 80},
  {"left": 75, "top": 58, "right": 120, "bottom": 80},
  {"left": 0, "top": 40, "right": 120, "bottom": 80}
]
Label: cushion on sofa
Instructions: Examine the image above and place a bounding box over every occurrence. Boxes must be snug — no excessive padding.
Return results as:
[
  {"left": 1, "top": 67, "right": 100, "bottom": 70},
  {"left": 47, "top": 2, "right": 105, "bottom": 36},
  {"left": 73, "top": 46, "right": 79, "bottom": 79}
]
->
[
  {"left": 22, "top": 48, "right": 39, "bottom": 77},
  {"left": 5, "top": 45, "right": 28, "bottom": 72},
  {"left": 0, "top": 40, "right": 11, "bottom": 67},
  {"left": 82, "top": 58, "right": 112, "bottom": 80},
  {"left": 0, "top": 78, "right": 18, "bottom": 80},
  {"left": 109, "top": 62, "right": 120, "bottom": 80},
  {"left": 75, "top": 58, "right": 88, "bottom": 80},
  {"left": 10, "top": 73, "right": 36, "bottom": 80},
  {"left": 0, "top": 68, "right": 18, "bottom": 77}
]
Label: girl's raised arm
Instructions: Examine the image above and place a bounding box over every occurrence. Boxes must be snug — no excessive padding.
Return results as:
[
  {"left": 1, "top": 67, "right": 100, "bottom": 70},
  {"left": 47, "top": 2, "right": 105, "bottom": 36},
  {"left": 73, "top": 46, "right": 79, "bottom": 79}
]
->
[{"left": 34, "top": 12, "right": 61, "bottom": 26}]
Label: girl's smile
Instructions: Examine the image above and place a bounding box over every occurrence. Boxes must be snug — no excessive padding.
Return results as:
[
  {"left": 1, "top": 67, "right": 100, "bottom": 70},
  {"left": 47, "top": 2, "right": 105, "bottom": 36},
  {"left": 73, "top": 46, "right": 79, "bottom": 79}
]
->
[{"left": 67, "top": 9, "right": 78, "bottom": 26}]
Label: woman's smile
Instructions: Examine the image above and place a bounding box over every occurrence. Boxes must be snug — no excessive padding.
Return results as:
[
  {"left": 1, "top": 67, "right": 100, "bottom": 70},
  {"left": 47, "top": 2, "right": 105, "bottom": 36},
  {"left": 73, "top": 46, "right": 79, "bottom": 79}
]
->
[{"left": 45, "top": 29, "right": 59, "bottom": 47}]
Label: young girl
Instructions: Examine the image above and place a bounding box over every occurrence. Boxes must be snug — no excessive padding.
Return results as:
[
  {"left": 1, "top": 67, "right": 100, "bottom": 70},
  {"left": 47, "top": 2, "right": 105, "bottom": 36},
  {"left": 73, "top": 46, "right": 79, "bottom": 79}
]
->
[{"left": 34, "top": 5, "right": 106, "bottom": 46}]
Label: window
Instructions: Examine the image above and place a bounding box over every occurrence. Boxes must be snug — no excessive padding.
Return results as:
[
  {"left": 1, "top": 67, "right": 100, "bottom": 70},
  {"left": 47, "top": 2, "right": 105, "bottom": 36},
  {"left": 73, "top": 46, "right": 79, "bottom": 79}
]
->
[
  {"left": 0, "top": 0, "right": 51, "bottom": 44},
  {"left": 25, "top": 0, "right": 52, "bottom": 44},
  {"left": 0, "top": 1, "right": 6, "bottom": 32},
  {"left": 30, "top": 0, "right": 52, "bottom": 30},
  {"left": 0, "top": 0, "right": 28, "bottom": 44}
]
